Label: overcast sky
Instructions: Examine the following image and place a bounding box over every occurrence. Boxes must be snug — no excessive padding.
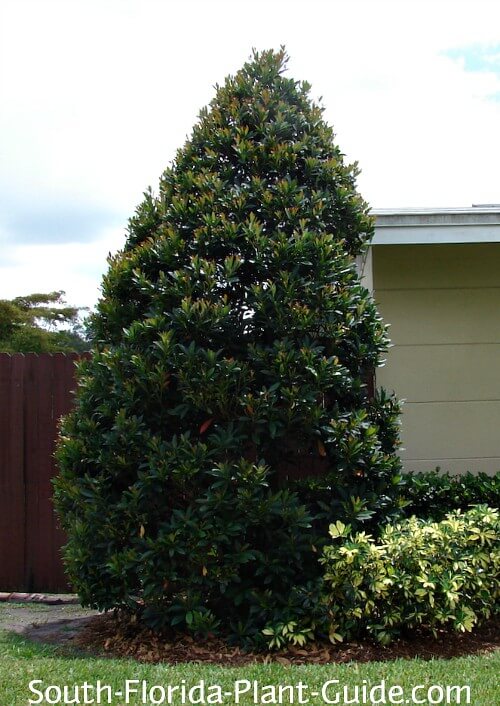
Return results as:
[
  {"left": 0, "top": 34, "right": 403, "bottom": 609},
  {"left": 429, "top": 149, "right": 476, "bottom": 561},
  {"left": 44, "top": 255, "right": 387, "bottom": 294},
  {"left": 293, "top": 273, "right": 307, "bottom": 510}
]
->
[{"left": 1, "top": 0, "right": 500, "bottom": 310}]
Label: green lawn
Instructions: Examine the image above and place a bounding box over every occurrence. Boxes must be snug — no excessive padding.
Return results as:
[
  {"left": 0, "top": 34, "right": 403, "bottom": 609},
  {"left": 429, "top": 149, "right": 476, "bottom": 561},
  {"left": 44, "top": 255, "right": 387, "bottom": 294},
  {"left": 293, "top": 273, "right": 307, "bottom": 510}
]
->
[{"left": 0, "top": 630, "right": 498, "bottom": 705}]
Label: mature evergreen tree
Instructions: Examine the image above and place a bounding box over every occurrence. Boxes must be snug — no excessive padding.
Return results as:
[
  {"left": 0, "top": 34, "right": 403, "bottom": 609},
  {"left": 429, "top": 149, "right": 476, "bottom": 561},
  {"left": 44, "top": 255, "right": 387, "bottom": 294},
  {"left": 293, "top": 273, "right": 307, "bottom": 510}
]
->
[{"left": 54, "top": 49, "right": 401, "bottom": 646}]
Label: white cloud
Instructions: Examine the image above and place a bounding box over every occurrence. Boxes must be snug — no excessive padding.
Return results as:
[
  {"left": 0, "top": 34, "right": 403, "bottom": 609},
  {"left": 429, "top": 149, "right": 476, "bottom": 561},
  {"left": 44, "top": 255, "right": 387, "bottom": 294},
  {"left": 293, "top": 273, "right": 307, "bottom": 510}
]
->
[
  {"left": 0, "top": 227, "right": 126, "bottom": 308},
  {"left": 1, "top": 0, "right": 500, "bottom": 308}
]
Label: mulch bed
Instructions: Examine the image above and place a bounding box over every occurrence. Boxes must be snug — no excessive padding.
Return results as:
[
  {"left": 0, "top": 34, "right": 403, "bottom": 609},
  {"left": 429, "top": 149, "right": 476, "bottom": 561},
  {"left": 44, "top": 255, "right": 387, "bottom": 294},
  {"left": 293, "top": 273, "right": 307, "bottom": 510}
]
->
[{"left": 73, "top": 613, "right": 500, "bottom": 666}]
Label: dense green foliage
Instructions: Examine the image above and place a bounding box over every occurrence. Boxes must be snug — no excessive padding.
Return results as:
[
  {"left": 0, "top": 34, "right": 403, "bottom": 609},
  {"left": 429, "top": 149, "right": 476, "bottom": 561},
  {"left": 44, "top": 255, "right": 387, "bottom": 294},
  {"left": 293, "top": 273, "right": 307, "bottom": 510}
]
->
[
  {"left": 54, "top": 49, "right": 402, "bottom": 647},
  {"left": 401, "top": 470, "right": 500, "bottom": 520},
  {"left": 321, "top": 506, "right": 500, "bottom": 645},
  {"left": 0, "top": 291, "right": 89, "bottom": 352}
]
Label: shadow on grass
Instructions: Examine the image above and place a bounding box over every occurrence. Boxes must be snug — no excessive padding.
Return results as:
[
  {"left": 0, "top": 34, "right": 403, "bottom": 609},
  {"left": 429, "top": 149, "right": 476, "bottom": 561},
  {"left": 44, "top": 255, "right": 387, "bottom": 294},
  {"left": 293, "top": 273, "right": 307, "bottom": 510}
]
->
[
  {"left": 0, "top": 629, "right": 90, "bottom": 661},
  {"left": 0, "top": 615, "right": 108, "bottom": 663}
]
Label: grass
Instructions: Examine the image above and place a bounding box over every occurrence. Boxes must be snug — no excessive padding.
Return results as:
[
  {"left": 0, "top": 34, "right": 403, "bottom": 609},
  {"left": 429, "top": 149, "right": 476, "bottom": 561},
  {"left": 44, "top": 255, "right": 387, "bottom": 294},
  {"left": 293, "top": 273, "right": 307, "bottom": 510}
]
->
[
  {"left": 2, "top": 603, "right": 53, "bottom": 613},
  {"left": 0, "top": 630, "right": 499, "bottom": 705}
]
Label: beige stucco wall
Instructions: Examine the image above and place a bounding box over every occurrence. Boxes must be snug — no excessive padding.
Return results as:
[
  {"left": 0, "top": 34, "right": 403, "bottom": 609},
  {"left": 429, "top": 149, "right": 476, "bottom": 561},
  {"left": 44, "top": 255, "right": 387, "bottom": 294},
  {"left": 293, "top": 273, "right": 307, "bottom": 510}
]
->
[{"left": 373, "top": 243, "right": 500, "bottom": 476}]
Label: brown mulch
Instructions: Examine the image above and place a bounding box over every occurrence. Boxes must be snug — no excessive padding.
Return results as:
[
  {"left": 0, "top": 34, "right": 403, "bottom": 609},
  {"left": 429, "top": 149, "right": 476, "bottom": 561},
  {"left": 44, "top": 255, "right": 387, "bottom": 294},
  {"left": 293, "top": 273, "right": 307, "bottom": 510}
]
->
[{"left": 73, "top": 612, "right": 500, "bottom": 666}]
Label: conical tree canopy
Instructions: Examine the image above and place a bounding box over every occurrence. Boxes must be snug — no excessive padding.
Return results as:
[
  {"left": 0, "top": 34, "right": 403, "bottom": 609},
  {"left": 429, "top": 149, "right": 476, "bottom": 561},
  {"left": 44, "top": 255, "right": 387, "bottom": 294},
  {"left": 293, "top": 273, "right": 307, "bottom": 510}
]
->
[{"left": 55, "top": 49, "right": 401, "bottom": 646}]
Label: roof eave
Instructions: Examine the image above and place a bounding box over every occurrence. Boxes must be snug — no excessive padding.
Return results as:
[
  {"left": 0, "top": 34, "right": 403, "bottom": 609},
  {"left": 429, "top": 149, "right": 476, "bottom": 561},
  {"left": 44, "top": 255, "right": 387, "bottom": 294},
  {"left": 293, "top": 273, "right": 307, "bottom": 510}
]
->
[{"left": 372, "top": 207, "right": 500, "bottom": 245}]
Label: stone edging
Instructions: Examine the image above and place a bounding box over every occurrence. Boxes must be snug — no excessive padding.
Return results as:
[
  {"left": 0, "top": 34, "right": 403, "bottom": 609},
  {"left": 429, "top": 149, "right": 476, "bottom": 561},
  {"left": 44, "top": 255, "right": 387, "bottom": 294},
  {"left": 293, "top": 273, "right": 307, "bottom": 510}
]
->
[{"left": 0, "top": 592, "right": 79, "bottom": 605}]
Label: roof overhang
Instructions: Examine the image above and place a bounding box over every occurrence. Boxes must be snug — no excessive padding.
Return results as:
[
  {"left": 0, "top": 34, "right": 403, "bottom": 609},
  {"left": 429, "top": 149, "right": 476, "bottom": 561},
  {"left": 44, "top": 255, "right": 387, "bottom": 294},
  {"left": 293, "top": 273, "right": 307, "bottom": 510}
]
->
[{"left": 372, "top": 207, "right": 500, "bottom": 245}]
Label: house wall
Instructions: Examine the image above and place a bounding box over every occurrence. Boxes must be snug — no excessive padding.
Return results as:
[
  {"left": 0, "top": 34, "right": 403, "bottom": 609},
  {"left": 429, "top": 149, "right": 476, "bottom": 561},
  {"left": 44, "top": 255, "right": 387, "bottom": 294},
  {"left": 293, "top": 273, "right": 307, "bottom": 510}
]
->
[{"left": 373, "top": 243, "right": 500, "bottom": 476}]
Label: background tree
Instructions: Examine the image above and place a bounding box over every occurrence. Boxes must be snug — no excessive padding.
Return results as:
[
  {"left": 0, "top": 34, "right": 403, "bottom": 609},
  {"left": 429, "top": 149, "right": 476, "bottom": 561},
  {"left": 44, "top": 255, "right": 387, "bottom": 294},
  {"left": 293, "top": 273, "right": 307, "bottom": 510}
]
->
[
  {"left": 54, "top": 49, "right": 402, "bottom": 647},
  {"left": 0, "top": 291, "right": 90, "bottom": 352}
]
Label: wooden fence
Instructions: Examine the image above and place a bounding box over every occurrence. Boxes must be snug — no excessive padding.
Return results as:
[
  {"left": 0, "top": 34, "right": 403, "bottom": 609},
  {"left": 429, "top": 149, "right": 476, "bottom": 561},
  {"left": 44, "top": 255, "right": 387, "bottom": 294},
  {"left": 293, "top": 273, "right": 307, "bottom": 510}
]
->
[
  {"left": 0, "top": 353, "right": 376, "bottom": 593},
  {"left": 0, "top": 353, "right": 85, "bottom": 593}
]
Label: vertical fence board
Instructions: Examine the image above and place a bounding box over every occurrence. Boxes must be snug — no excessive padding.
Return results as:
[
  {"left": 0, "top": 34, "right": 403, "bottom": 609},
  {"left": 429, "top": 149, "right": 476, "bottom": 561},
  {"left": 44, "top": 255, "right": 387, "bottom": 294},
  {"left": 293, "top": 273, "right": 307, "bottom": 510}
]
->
[
  {"left": 24, "top": 355, "right": 55, "bottom": 591},
  {"left": 11, "top": 355, "right": 27, "bottom": 588},
  {"left": 0, "top": 354, "right": 26, "bottom": 589},
  {"left": 0, "top": 354, "right": 13, "bottom": 584}
]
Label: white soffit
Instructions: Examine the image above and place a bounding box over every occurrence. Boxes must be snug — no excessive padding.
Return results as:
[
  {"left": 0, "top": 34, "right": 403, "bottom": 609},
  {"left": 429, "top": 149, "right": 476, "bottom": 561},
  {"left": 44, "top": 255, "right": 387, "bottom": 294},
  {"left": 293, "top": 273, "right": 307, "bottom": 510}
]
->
[{"left": 373, "top": 207, "right": 500, "bottom": 245}]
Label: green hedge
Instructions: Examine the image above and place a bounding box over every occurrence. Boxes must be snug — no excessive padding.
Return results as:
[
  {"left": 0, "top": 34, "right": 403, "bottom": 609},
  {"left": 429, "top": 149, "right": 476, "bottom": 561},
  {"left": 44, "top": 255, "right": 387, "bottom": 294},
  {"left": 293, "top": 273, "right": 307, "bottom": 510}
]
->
[
  {"left": 320, "top": 506, "right": 500, "bottom": 645},
  {"left": 401, "top": 470, "right": 500, "bottom": 520}
]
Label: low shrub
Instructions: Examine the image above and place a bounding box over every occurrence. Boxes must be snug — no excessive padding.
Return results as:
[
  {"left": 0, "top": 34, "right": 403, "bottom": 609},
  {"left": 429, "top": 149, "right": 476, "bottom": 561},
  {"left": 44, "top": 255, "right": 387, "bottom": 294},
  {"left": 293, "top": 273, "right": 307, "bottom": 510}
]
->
[
  {"left": 401, "top": 470, "right": 500, "bottom": 520},
  {"left": 320, "top": 506, "right": 500, "bottom": 645}
]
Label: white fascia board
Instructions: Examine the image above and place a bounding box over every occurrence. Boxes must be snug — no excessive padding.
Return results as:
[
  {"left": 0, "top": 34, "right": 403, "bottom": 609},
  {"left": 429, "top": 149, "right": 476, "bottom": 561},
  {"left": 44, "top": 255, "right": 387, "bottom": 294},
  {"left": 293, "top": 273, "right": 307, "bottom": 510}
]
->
[
  {"left": 372, "top": 208, "right": 500, "bottom": 245},
  {"left": 373, "top": 223, "right": 500, "bottom": 245}
]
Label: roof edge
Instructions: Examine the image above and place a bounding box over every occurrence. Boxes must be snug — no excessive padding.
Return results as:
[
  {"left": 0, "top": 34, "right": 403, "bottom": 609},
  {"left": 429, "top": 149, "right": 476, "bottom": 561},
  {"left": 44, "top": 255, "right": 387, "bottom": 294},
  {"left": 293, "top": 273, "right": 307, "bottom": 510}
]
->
[{"left": 372, "top": 207, "right": 500, "bottom": 245}]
